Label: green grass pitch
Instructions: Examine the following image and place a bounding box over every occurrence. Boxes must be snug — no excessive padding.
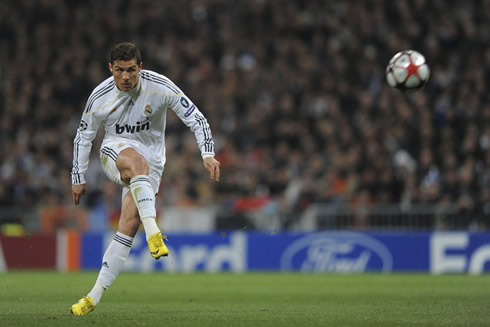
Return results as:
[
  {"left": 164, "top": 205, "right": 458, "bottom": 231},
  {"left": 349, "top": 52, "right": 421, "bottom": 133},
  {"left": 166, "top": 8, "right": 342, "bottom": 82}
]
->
[{"left": 0, "top": 272, "right": 489, "bottom": 326}]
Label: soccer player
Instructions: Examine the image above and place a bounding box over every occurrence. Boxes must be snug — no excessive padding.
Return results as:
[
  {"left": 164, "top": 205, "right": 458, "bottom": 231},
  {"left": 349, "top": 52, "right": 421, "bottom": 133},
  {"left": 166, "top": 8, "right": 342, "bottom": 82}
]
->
[{"left": 70, "top": 42, "right": 220, "bottom": 315}]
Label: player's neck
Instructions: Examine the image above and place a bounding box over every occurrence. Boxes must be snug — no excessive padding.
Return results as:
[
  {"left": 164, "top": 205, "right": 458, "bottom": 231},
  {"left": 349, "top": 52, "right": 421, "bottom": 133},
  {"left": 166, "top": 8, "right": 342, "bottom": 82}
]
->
[{"left": 121, "top": 81, "right": 141, "bottom": 100}]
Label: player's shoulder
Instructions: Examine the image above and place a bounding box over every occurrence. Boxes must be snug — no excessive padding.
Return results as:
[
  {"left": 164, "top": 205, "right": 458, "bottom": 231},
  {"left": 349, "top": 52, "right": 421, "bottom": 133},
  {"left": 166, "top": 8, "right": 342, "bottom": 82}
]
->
[
  {"left": 140, "top": 69, "right": 170, "bottom": 82},
  {"left": 139, "top": 69, "right": 182, "bottom": 95},
  {"left": 84, "top": 76, "right": 117, "bottom": 113}
]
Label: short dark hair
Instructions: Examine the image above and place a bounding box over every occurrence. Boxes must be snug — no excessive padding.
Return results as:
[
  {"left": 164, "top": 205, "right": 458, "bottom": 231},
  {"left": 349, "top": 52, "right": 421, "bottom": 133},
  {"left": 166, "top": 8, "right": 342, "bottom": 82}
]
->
[{"left": 110, "top": 42, "right": 142, "bottom": 64}]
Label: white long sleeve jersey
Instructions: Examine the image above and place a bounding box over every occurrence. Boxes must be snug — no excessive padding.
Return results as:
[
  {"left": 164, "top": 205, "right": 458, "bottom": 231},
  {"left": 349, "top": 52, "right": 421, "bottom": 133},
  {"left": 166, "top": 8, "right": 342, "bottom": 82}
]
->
[{"left": 71, "top": 70, "right": 215, "bottom": 185}]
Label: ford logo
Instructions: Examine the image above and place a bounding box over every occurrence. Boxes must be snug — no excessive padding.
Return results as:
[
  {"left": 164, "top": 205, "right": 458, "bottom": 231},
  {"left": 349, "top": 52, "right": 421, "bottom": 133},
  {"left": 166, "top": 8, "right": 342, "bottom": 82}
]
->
[{"left": 280, "top": 232, "right": 393, "bottom": 273}]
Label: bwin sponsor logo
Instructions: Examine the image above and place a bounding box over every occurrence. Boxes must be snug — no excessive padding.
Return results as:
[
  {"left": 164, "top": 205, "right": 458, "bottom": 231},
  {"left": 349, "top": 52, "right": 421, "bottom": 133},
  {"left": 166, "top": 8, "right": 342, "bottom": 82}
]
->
[
  {"left": 116, "top": 120, "right": 150, "bottom": 134},
  {"left": 280, "top": 232, "right": 393, "bottom": 273},
  {"left": 184, "top": 105, "right": 196, "bottom": 117},
  {"left": 137, "top": 198, "right": 153, "bottom": 203}
]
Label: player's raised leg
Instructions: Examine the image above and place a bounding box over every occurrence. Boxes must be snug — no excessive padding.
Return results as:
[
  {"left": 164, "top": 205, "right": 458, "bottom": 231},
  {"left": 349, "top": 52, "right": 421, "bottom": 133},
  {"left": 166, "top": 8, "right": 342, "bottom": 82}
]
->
[{"left": 117, "top": 148, "right": 168, "bottom": 259}]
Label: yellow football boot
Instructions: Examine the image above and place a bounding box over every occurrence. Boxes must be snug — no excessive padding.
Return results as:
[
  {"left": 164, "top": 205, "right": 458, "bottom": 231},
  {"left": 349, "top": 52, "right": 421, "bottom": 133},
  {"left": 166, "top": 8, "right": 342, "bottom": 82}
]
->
[
  {"left": 147, "top": 232, "right": 169, "bottom": 259},
  {"left": 70, "top": 296, "right": 95, "bottom": 316}
]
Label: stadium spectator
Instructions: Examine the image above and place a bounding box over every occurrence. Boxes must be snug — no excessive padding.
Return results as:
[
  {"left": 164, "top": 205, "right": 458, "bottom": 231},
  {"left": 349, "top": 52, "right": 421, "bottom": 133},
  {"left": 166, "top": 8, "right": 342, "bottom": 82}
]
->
[{"left": 0, "top": 0, "right": 489, "bottom": 230}]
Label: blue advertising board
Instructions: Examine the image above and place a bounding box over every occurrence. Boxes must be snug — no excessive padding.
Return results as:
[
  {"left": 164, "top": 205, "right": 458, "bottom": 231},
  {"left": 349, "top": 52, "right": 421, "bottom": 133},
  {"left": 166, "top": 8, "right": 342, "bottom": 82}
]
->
[{"left": 79, "top": 231, "right": 490, "bottom": 274}]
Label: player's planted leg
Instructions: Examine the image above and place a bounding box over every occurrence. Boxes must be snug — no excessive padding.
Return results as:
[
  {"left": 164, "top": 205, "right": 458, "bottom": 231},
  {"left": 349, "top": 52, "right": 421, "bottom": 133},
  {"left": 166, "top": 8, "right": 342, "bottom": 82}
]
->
[{"left": 70, "top": 231, "right": 134, "bottom": 315}]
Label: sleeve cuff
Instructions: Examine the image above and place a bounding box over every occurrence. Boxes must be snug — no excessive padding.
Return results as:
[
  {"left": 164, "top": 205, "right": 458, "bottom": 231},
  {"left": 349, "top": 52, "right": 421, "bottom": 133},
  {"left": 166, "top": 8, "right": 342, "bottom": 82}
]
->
[
  {"left": 201, "top": 153, "right": 215, "bottom": 159},
  {"left": 72, "top": 173, "right": 86, "bottom": 185}
]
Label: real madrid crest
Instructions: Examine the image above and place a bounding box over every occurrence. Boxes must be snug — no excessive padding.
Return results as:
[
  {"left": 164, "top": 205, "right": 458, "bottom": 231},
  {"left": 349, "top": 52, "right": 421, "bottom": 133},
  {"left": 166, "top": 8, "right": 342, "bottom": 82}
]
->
[{"left": 145, "top": 104, "right": 152, "bottom": 115}]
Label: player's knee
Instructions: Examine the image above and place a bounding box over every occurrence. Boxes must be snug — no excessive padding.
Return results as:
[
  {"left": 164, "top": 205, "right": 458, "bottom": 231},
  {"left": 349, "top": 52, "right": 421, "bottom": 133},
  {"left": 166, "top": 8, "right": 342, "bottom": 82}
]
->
[
  {"left": 129, "top": 155, "right": 149, "bottom": 175},
  {"left": 118, "top": 153, "right": 149, "bottom": 183}
]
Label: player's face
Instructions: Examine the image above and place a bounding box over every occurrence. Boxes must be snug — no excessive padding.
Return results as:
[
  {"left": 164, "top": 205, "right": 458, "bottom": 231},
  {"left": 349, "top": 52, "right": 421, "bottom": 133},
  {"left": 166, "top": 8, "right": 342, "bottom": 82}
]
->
[{"left": 109, "top": 59, "right": 142, "bottom": 91}]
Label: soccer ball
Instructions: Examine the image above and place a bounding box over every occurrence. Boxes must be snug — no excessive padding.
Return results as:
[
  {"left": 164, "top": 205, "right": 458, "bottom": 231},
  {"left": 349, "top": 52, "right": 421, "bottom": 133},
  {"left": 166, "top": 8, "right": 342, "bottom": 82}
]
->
[{"left": 386, "top": 50, "right": 430, "bottom": 93}]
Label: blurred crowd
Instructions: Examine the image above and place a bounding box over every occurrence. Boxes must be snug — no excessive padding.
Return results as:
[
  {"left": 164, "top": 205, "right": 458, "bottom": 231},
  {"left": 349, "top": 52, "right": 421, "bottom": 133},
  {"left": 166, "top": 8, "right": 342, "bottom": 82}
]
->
[{"left": 1, "top": 0, "right": 489, "bottom": 230}]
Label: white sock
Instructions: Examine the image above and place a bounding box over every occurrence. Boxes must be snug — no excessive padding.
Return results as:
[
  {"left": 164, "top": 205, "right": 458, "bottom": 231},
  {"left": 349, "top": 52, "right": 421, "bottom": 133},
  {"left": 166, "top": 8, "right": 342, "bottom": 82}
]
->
[
  {"left": 88, "top": 232, "right": 133, "bottom": 305},
  {"left": 129, "top": 175, "right": 160, "bottom": 240},
  {"left": 141, "top": 217, "right": 161, "bottom": 240},
  {"left": 87, "top": 284, "right": 105, "bottom": 306}
]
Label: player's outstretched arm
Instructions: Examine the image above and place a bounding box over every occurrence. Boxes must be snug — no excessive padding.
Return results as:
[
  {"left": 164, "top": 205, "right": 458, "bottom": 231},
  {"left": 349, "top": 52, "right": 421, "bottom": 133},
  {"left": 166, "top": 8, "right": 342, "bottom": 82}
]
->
[
  {"left": 72, "top": 184, "right": 88, "bottom": 206},
  {"left": 203, "top": 156, "right": 220, "bottom": 181}
]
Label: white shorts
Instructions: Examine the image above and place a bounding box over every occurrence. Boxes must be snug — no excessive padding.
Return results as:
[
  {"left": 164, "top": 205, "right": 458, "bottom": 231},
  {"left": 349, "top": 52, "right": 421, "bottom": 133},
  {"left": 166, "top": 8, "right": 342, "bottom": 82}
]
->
[{"left": 99, "top": 139, "right": 163, "bottom": 198}]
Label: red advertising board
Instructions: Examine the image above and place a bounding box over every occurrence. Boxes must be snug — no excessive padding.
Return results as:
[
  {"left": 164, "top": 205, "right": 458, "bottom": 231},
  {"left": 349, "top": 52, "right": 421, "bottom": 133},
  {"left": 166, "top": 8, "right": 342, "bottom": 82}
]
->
[{"left": 0, "top": 234, "right": 57, "bottom": 269}]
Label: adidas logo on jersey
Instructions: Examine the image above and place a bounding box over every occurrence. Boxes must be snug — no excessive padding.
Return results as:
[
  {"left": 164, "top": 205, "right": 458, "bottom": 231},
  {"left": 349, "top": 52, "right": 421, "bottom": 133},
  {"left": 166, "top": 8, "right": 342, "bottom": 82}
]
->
[{"left": 115, "top": 120, "right": 150, "bottom": 134}]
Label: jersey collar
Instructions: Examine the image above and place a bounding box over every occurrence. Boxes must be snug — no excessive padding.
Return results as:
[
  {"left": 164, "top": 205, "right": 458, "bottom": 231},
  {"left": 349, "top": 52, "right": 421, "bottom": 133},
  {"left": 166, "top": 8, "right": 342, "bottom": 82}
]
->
[{"left": 124, "top": 80, "right": 141, "bottom": 101}]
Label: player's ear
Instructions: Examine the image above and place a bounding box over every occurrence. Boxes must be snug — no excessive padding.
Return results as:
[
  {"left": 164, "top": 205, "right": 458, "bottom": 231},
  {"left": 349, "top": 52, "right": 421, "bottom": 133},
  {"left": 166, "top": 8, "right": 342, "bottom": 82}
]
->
[
  {"left": 108, "top": 63, "right": 113, "bottom": 73},
  {"left": 138, "top": 62, "right": 143, "bottom": 70}
]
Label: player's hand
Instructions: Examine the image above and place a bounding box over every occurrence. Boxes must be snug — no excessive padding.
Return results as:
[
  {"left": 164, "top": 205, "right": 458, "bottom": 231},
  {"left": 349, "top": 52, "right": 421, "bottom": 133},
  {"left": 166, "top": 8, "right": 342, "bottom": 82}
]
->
[
  {"left": 72, "top": 184, "right": 87, "bottom": 206},
  {"left": 203, "top": 156, "right": 221, "bottom": 181}
]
